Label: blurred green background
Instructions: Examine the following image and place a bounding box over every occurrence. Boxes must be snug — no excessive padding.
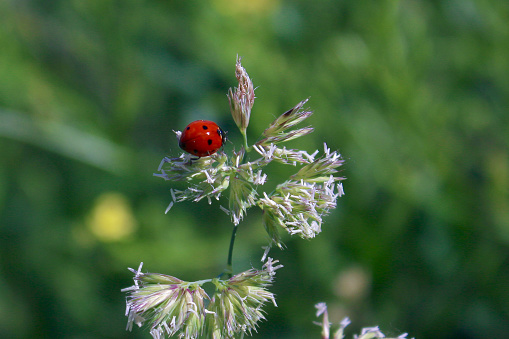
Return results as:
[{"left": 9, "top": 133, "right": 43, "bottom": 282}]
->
[{"left": 1, "top": 0, "right": 508, "bottom": 338}]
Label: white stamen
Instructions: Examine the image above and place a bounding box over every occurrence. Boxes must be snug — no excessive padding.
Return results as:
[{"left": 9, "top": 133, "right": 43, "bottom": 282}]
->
[
  {"left": 261, "top": 246, "right": 271, "bottom": 262},
  {"left": 220, "top": 205, "right": 231, "bottom": 215},
  {"left": 340, "top": 317, "right": 352, "bottom": 328},
  {"left": 121, "top": 286, "right": 139, "bottom": 292},
  {"left": 360, "top": 326, "right": 383, "bottom": 336},
  {"left": 315, "top": 302, "right": 327, "bottom": 317},
  {"left": 204, "top": 170, "right": 214, "bottom": 184},
  {"left": 337, "top": 183, "right": 345, "bottom": 196},
  {"left": 158, "top": 157, "right": 169, "bottom": 171}
]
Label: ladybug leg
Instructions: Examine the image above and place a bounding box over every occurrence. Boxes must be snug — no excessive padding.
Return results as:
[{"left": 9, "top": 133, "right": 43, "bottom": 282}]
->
[{"left": 188, "top": 156, "right": 199, "bottom": 165}]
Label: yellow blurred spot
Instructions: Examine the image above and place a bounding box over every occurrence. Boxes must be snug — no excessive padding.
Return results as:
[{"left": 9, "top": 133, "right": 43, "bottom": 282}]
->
[
  {"left": 333, "top": 266, "right": 371, "bottom": 301},
  {"left": 213, "top": 0, "right": 279, "bottom": 16},
  {"left": 87, "top": 192, "right": 136, "bottom": 242}
]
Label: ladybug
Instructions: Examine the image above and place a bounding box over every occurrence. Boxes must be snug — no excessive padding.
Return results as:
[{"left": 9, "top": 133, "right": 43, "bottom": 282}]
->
[{"left": 179, "top": 120, "right": 227, "bottom": 157}]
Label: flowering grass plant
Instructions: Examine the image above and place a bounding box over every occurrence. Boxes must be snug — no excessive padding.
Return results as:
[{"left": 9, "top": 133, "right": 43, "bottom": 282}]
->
[
  {"left": 314, "top": 303, "right": 413, "bottom": 339},
  {"left": 122, "top": 57, "right": 409, "bottom": 338}
]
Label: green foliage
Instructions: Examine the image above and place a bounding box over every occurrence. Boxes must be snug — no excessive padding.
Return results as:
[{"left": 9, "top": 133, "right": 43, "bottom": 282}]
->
[{"left": 1, "top": 0, "right": 508, "bottom": 338}]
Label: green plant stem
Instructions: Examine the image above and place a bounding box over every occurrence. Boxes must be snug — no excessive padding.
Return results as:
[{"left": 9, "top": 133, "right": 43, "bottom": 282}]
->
[
  {"left": 224, "top": 129, "right": 248, "bottom": 278},
  {"left": 241, "top": 130, "right": 251, "bottom": 153},
  {"left": 225, "top": 225, "right": 239, "bottom": 278}
]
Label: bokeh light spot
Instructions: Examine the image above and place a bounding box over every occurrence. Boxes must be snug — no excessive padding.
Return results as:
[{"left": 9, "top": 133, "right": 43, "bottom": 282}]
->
[{"left": 87, "top": 192, "right": 137, "bottom": 242}]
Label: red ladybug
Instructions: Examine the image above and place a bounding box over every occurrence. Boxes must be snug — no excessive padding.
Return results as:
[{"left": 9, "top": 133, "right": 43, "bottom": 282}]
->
[{"left": 179, "top": 120, "right": 227, "bottom": 157}]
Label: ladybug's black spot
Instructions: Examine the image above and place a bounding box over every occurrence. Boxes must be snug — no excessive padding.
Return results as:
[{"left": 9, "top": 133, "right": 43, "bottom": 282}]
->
[
  {"left": 194, "top": 149, "right": 198, "bottom": 154},
  {"left": 207, "top": 139, "right": 213, "bottom": 145},
  {"left": 186, "top": 127, "right": 190, "bottom": 130},
  {"left": 202, "top": 125, "right": 208, "bottom": 130}
]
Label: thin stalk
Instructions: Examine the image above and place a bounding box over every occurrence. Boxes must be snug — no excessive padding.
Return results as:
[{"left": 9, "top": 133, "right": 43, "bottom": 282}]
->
[
  {"left": 241, "top": 130, "right": 251, "bottom": 153},
  {"left": 225, "top": 225, "right": 239, "bottom": 278},
  {"left": 224, "top": 129, "right": 247, "bottom": 278}
]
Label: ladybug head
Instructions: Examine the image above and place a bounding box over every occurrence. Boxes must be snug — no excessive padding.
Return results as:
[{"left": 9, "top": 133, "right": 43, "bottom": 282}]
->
[{"left": 218, "top": 127, "right": 227, "bottom": 145}]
